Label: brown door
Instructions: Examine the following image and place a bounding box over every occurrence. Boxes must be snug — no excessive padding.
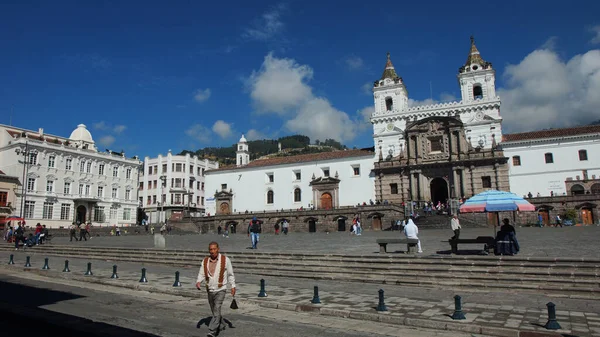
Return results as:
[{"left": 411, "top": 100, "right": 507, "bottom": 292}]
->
[
  {"left": 539, "top": 210, "right": 550, "bottom": 225},
  {"left": 581, "top": 208, "right": 593, "bottom": 225},
  {"left": 372, "top": 217, "right": 382, "bottom": 230},
  {"left": 320, "top": 193, "right": 332, "bottom": 210}
]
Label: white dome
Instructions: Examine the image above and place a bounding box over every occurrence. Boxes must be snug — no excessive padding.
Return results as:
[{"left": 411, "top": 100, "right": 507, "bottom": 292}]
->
[
  {"left": 69, "top": 124, "right": 95, "bottom": 143},
  {"left": 239, "top": 134, "right": 247, "bottom": 143}
]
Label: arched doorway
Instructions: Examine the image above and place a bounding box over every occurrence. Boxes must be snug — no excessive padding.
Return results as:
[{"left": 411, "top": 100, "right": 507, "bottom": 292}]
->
[
  {"left": 320, "top": 193, "right": 332, "bottom": 209},
  {"left": 76, "top": 205, "right": 86, "bottom": 224},
  {"left": 571, "top": 184, "right": 585, "bottom": 196},
  {"left": 372, "top": 216, "right": 382, "bottom": 230},
  {"left": 581, "top": 208, "right": 594, "bottom": 225},
  {"left": 430, "top": 178, "right": 449, "bottom": 205},
  {"left": 308, "top": 220, "right": 316, "bottom": 232},
  {"left": 538, "top": 210, "right": 550, "bottom": 226},
  {"left": 337, "top": 219, "right": 346, "bottom": 231},
  {"left": 226, "top": 221, "right": 238, "bottom": 234}
]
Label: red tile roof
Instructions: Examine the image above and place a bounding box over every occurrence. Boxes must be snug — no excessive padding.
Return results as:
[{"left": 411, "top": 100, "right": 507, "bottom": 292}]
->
[
  {"left": 502, "top": 125, "right": 600, "bottom": 142},
  {"left": 0, "top": 169, "right": 5, "bottom": 175},
  {"left": 207, "top": 149, "right": 374, "bottom": 173}
]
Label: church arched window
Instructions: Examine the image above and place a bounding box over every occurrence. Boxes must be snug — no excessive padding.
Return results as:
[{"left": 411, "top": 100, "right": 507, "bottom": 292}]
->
[
  {"left": 385, "top": 97, "right": 393, "bottom": 111},
  {"left": 473, "top": 85, "right": 483, "bottom": 99},
  {"left": 294, "top": 188, "right": 301, "bottom": 202},
  {"left": 267, "top": 190, "right": 274, "bottom": 204}
]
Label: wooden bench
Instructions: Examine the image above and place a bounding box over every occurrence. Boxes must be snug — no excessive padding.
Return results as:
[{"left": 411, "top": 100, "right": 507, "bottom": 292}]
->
[
  {"left": 448, "top": 236, "right": 495, "bottom": 254},
  {"left": 376, "top": 238, "right": 419, "bottom": 253}
]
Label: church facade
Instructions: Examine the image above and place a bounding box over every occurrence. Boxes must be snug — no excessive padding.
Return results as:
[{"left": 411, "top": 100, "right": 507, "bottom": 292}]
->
[{"left": 371, "top": 38, "right": 509, "bottom": 207}]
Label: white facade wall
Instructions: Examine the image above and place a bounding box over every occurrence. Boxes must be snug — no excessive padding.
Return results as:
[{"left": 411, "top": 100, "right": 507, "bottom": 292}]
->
[
  {"left": 140, "top": 152, "right": 218, "bottom": 223},
  {"left": 0, "top": 124, "right": 142, "bottom": 228},
  {"left": 204, "top": 155, "right": 376, "bottom": 215},
  {"left": 503, "top": 135, "right": 600, "bottom": 197}
]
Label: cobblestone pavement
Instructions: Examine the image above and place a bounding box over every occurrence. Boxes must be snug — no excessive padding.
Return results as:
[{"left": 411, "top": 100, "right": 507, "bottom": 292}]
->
[
  {"left": 3, "top": 252, "right": 599, "bottom": 337},
  {"left": 49, "top": 225, "right": 600, "bottom": 258}
]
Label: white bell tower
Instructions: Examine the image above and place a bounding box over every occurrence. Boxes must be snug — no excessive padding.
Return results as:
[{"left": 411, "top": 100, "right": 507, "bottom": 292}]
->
[
  {"left": 236, "top": 134, "right": 250, "bottom": 167},
  {"left": 458, "top": 36, "right": 497, "bottom": 102},
  {"left": 373, "top": 52, "right": 409, "bottom": 115}
]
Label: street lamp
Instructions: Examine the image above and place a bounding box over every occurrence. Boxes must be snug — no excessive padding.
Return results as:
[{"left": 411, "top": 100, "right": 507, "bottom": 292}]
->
[
  {"left": 15, "top": 143, "right": 38, "bottom": 219},
  {"left": 159, "top": 175, "right": 166, "bottom": 225}
]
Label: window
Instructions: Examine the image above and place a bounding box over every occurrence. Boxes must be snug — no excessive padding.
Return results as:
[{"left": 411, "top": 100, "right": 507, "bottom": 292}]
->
[
  {"left": 48, "top": 155, "right": 55, "bottom": 168},
  {"left": 43, "top": 202, "right": 54, "bottom": 219},
  {"left": 353, "top": 166, "right": 360, "bottom": 176},
  {"left": 267, "top": 173, "right": 274, "bottom": 183},
  {"left": 149, "top": 166, "right": 153, "bottom": 175},
  {"left": 295, "top": 171, "right": 301, "bottom": 181},
  {"left": 190, "top": 165, "right": 193, "bottom": 173},
  {"left": 579, "top": 150, "right": 588, "bottom": 161},
  {"left": 294, "top": 188, "right": 301, "bottom": 202},
  {"left": 429, "top": 137, "right": 443, "bottom": 152},
  {"left": 112, "top": 188, "right": 118, "bottom": 198},
  {"left": 85, "top": 185, "right": 90, "bottom": 196},
  {"left": 153, "top": 180, "right": 157, "bottom": 189},
  {"left": 201, "top": 196, "right": 204, "bottom": 205},
  {"left": 80, "top": 161, "right": 85, "bottom": 172},
  {"left": 110, "top": 207, "right": 118, "bottom": 220},
  {"left": 139, "top": 182, "right": 144, "bottom": 190},
  {"left": 113, "top": 166, "right": 119, "bottom": 177},
  {"left": 126, "top": 168, "right": 132, "bottom": 179},
  {"left": 175, "top": 194, "right": 181, "bottom": 204},
  {"left": 390, "top": 183, "right": 398, "bottom": 194},
  {"left": 97, "top": 186, "right": 104, "bottom": 198},
  {"left": 0, "top": 191, "right": 7, "bottom": 207},
  {"left": 197, "top": 167, "right": 201, "bottom": 175},
  {"left": 385, "top": 97, "right": 393, "bottom": 111},
  {"left": 189, "top": 179, "right": 194, "bottom": 188},
  {"left": 202, "top": 168, "right": 205, "bottom": 176},
  {"left": 162, "top": 164, "right": 167, "bottom": 173},
  {"left": 323, "top": 169, "right": 330, "bottom": 177},
  {"left": 175, "top": 178, "right": 182, "bottom": 188},
  {"left": 28, "top": 153, "right": 37, "bottom": 165},
  {"left": 175, "top": 163, "right": 182, "bottom": 172},
  {"left": 125, "top": 190, "right": 131, "bottom": 200},
  {"left": 46, "top": 180, "right": 54, "bottom": 193},
  {"left": 152, "top": 195, "right": 157, "bottom": 204},
  {"left": 27, "top": 178, "right": 36, "bottom": 191},
  {"left": 591, "top": 184, "right": 600, "bottom": 195},
  {"left": 473, "top": 85, "right": 483, "bottom": 99},
  {"left": 153, "top": 165, "right": 158, "bottom": 174},
  {"left": 197, "top": 196, "right": 200, "bottom": 205},
  {"left": 24, "top": 201, "right": 35, "bottom": 218},
  {"left": 571, "top": 184, "right": 585, "bottom": 196},
  {"left": 267, "top": 190, "right": 274, "bottom": 204},
  {"left": 221, "top": 184, "right": 227, "bottom": 190},
  {"left": 60, "top": 204, "right": 71, "bottom": 220},
  {"left": 201, "top": 182, "right": 204, "bottom": 190},
  {"left": 239, "top": 145, "right": 243, "bottom": 150},
  {"left": 123, "top": 208, "right": 131, "bottom": 221},
  {"left": 86, "top": 162, "right": 92, "bottom": 173},
  {"left": 66, "top": 158, "right": 72, "bottom": 171},
  {"left": 64, "top": 182, "right": 71, "bottom": 195},
  {"left": 545, "top": 153, "right": 554, "bottom": 164},
  {"left": 94, "top": 206, "right": 105, "bottom": 222},
  {"left": 99, "top": 164, "right": 105, "bottom": 175},
  {"left": 512, "top": 156, "right": 521, "bottom": 166},
  {"left": 147, "top": 196, "right": 151, "bottom": 205},
  {"left": 78, "top": 184, "right": 84, "bottom": 195},
  {"left": 482, "top": 176, "right": 492, "bottom": 188}
]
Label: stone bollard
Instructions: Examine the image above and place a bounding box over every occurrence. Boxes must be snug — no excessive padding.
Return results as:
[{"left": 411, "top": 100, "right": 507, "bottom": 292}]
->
[
  {"left": 311, "top": 286, "right": 321, "bottom": 304},
  {"left": 84, "top": 262, "right": 93, "bottom": 276},
  {"left": 63, "top": 260, "right": 70, "bottom": 273},
  {"left": 258, "top": 279, "right": 267, "bottom": 297},
  {"left": 154, "top": 233, "right": 166, "bottom": 249},
  {"left": 376, "top": 289, "right": 387, "bottom": 312},
  {"left": 42, "top": 258, "right": 50, "bottom": 270},
  {"left": 8, "top": 254, "right": 14, "bottom": 265},
  {"left": 173, "top": 271, "right": 182, "bottom": 287},
  {"left": 139, "top": 268, "right": 148, "bottom": 283},
  {"left": 25, "top": 256, "right": 32, "bottom": 268},
  {"left": 544, "top": 302, "right": 561, "bottom": 330},
  {"left": 111, "top": 265, "right": 119, "bottom": 279},
  {"left": 451, "top": 295, "right": 466, "bottom": 320}
]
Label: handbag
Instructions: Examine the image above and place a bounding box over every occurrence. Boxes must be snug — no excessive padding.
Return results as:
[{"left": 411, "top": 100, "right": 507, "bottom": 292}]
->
[{"left": 230, "top": 297, "right": 238, "bottom": 310}]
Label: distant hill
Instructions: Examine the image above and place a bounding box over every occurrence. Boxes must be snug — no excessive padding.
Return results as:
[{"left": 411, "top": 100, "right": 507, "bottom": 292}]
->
[
  {"left": 179, "top": 135, "right": 350, "bottom": 165},
  {"left": 590, "top": 119, "right": 600, "bottom": 125}
]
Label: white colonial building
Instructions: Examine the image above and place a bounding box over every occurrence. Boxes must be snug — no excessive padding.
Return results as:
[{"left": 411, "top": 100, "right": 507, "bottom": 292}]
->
[
  {"left": 139, "top": 151, "right": 218, "bottom": 223},
  {"left": 204, "top": 135, "right": 376, "bottom": 215},
  {"left": 0, "top": 124, "right": 142, "bottom": 228},
  {"left": 502, "top": 125, "right": 600, "bottom": 197}
]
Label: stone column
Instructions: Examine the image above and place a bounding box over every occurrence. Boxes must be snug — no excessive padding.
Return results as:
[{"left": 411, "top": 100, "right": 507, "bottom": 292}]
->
[
  {"left": 494, "top": 163, "right": 499, "bottom": 190},
  {"left": 415, "top": 171, "right": 422, "bottom": 200}
]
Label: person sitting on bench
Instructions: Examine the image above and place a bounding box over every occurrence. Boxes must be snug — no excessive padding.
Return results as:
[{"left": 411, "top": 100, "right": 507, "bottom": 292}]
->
[
  {"left": 403, "top": 217, "right": 423, "bottom": 253},
  {"left": 495, "top": 218, "right": 520, "bottom": 256}
]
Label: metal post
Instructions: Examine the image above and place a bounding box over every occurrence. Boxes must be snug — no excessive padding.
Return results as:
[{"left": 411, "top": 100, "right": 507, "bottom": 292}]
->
[
  {"left": 258, "top": 279, "right": 267, "bottom": 297},
  {"left": 139, "top": 267, "right": 148, "bottom": 283},
  {"left": 451, "top": 295, "right": 466, "bottom": 320},
  {"left": 63, "top": 260, "right": 70, "bottom": 272},
  {"left": 8, "top": 254, "right": 14, "bottom": 265},
  {"left": 311, "top": 286, "right": 321, "bottom": 304},
  {"left": 173, "top": 271, "right": 181, "bottom": 287},
  {"left": 111, "top": 265, "right": 119, "bottom": 279},
  {"left": 24, "top": 256, "right": 31, "bottom": 267},
  {"left": 376, "top": 289, "right": 387, "bottom": 312},
  {"left": 42, "top": 257, "right": 50, "bottom": 270},
  {"left": 85, "top": 262, "right": 93, "bottom": 275},
  {"left": 18, "top": 142, "right": 28, "bottom": 218},
  {"left": 544, "top": 302, "right": 561, "bottom": 330}
]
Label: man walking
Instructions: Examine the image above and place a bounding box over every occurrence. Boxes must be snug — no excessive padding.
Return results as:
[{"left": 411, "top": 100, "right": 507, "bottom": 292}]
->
[
  {"left": 450, "top": 214, "right": 461, "bottom": 240},
  {"left": 69, "top": 222, "right": 78, "bottom": 242},
  {"left": 196, "top": 242, "right": 236, "bottom": 337},
  {"left": 403, "top": 217, "right": 423, "bottom": 253},
  {"left": 247, "top": 217, "right": 261, "bottom": 249}
]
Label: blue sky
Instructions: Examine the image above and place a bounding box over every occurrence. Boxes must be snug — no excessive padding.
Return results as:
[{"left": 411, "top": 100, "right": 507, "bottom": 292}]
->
[{"left": 1, "top": 0, "right": 599, "bottom": 159}]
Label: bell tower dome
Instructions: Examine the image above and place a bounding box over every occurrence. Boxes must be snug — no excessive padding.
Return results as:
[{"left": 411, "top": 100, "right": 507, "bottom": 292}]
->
[
  {"left": 372, "top": 52, "right": 409, "bottom": 116},
  {"left": 458, "top": 36, "right": 497, "bottom": 102},
  {"left": 236, "top": 134, "right": 250, "bottom": 167}
]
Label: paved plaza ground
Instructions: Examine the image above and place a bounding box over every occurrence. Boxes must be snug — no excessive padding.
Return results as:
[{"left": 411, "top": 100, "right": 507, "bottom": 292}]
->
[{"left": 49, "top": 225, "right": 600, "bottom": 258}]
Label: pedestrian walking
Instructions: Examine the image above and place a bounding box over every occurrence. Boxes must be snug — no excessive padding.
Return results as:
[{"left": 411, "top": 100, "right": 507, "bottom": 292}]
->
[
  {"left": 69, "top": 223, "right": 79, "bottom": 242},
  {"left": 78, "top": 222, "right": 87, "bottom": 241},
  {"left": 450, "top": 214, "right": 461, "bottom": 240},
  {"left": 247, "top": 217, "right": 261, "bottom": 249},
  {"left": 196, "top": 242, "right": 236, "bottom": 337}
]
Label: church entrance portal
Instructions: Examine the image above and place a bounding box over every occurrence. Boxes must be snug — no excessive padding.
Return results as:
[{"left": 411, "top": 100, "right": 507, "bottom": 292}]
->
[
  {"left": 430, "top": 178, "right": 449, "bottom": 205},
  {"left": 76, "top": 205, "right": 86, "bottom": 224},
  {"left": 320, "top": 193, "right": 332, "bottom": 210}
]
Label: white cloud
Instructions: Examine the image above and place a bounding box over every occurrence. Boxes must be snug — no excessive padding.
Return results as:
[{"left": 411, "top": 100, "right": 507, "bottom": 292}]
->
[
  {"left": 246, "top": 129, "right": 266, "bottom": 141},
  {"left": 185, "top": 124, "right": 211, "bottom": 143},
  {"left": 93, "top": 121, "right": 108, "bottom": 130},
  {"left": 243, "top": 3, "right": 286, "bottom": 41},
  {"left": 193, "top": 88, "right": 211, "bottom": 103},
  {"left": 498, "top": 48, "right": 600, "bottom": 132},
  {"left": 361, "top": 82, "right": 373, "bottom": 95},
  {"left": 113, "top": 125, "right": 126, "bottom": 134},
  {"left": 541, "top": 36, "right": 558, "bottom": 50},
  {"left": 212, "top": 120, "right": 233, "bottom": 139},
  {"left": 247, "top": 52, "right": 313, "bottom": 114},
  {"left": 589, "top": 25, "right": 600, "bottom": 44},
  {"left": 345, "top": 55, "right": 364, "bottom": 70},
  {"left": 98, "top": 135, "right": 115, "bottom": 147}
]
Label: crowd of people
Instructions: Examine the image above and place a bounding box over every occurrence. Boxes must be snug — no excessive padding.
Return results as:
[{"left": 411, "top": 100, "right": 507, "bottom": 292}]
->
[{"left": 3, "top": 222, "right": 51, "bottom": 250}]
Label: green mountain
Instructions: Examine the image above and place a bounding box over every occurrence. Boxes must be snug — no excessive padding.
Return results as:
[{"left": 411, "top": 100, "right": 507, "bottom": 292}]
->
[{"left": 179, "top": 135, "right": 349, "bottom": 165}]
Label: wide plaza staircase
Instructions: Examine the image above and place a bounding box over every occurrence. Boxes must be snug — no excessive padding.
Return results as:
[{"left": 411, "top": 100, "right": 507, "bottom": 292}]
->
[{"left": 2, "top": 244, "right": 598, "bottom": 298}]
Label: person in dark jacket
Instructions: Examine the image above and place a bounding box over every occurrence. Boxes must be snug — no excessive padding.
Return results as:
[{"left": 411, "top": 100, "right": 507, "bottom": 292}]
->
[
  {"left": 495, "top": 218, "right": 519, "bottom": 255},
  {"left": 247, "top": 217, "right": 261, "bottom": 249}
]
